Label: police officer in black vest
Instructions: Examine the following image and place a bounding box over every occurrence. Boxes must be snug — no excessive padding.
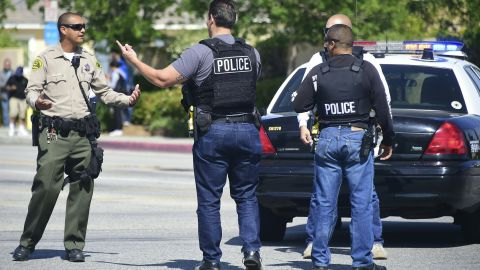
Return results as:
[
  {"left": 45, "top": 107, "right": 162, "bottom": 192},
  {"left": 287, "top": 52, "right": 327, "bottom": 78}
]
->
[
  {"left": 117, "top": 1, "right": 262, "bottom": 269},
  {"left": 294, "top": 25, "right": 393, "bottom": 270}
]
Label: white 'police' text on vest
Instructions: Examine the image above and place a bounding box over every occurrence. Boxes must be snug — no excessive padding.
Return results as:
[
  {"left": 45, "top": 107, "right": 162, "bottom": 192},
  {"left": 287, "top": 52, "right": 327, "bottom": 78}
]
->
[
  {"left": 214, "top": 56, "right": 252, "bottom": 74},
  {"left": 324, "top": 101, "right": 357, "bottom": 115}
]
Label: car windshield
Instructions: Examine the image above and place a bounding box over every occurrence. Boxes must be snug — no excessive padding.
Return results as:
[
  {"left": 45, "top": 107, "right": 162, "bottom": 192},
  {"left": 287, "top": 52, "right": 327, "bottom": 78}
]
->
[
  {"left": 271, "top": 68, "right": 306, "bottom": 113},
  {"left": 381, "top": 65, "right": 467, "bottom": 113}
]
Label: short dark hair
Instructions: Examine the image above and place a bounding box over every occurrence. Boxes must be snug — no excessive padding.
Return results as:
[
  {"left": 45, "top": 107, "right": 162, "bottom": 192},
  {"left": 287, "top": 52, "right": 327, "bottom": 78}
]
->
[
  {"left": 57, "top": 12, "right": 82, "bottom": 36},
  {"left": 109, "top": 60, "right": 121, "bottom": 68},
  {"left": 208, "top": 0, "right": 236, "bottom": 29},
  {"left": 325, "top": 24, "right": 354, "bottom": 49}
]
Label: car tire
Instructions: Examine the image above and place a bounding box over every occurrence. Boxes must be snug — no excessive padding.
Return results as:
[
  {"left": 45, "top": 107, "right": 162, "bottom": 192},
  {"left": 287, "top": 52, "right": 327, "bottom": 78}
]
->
[
  {"left": 259, "top": 205, "right": 288, "bottom": 242},
  {"left": 460, "top": 211, "right": 480, "bottom": 243}
]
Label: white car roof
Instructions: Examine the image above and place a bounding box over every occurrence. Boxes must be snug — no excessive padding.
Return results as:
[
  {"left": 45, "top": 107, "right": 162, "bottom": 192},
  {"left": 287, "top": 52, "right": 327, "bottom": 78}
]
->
[
  {"left": 376, "top": 54, "right": 480, "bottom": 115},
  {"left": 267, "top": 51, "right": 480, "bottom": 115}
]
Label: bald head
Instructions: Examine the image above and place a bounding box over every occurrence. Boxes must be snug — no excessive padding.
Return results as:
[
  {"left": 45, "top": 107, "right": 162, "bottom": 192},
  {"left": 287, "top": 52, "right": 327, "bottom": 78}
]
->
[{"left": 325, "top": 14, "right": 352, "bottom": 28}]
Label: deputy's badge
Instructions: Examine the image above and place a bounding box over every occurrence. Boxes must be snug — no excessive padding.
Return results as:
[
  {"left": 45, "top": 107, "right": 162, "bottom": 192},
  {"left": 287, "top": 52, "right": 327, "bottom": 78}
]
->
[
  {"left": 32, "top": 58, "right": 43, "bottom": 71},
  {"left": 84, "top": 63, "right": 91, "bottom": 72},
  {"left": 95, "top": 61, "right": 102, "bottom": 69}
]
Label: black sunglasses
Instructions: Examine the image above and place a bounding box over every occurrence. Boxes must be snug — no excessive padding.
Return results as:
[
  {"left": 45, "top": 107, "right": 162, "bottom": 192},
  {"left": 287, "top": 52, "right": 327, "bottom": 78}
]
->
[
  {"left": 61, "top": 24, "right": 86, "bottom": 31},
  {"left": 324, "top": 37, "right": 340, "bottom": 43}
]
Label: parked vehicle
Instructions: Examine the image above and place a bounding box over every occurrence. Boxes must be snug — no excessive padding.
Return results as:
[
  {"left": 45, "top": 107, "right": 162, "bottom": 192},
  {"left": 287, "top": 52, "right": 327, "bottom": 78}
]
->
[{"left": 257, "top": 41, "right": 480, "bottom": 243}]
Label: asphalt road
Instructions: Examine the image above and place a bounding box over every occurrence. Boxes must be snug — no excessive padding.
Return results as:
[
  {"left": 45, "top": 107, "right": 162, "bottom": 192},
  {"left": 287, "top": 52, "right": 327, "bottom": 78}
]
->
[{"left": 0, "top": 145, "right": 479, "bottom": 270}]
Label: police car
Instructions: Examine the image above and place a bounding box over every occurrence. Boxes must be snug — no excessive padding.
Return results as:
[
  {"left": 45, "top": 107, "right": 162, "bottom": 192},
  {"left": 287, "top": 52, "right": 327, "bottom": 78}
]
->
[{"left": 257, "top": 41, "right": 480, "bottom": 243}]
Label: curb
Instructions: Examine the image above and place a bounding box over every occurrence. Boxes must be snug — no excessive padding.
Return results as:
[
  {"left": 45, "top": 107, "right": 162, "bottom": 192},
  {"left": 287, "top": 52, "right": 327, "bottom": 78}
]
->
[
  {"left": 99, "top": 140, "right": 192, "bottom": 153},
  {"left": 0, "top": 134, "right": 193, "bottom": 154}
]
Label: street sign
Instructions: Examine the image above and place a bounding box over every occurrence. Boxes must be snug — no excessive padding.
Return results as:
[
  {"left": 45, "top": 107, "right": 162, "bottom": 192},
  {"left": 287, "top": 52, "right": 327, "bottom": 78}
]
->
[
  {"left": 44, "top": 0, "right": 58, "bottom": 22},
  {"left": 44, "top": 22, "right": 59, "bottom": 45}
]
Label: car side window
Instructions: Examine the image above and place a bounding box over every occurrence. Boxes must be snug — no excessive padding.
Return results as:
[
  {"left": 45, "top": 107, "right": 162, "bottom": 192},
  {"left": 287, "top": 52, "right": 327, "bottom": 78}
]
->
[
  {"left": 381, "top": 65, "right": 467, "bottom": 113},
  {"left": 465, "top": 65, "right": 480, "bottom": 96},
  {"left": 271, "top": 68, "right": 306, "bottom": 113}
]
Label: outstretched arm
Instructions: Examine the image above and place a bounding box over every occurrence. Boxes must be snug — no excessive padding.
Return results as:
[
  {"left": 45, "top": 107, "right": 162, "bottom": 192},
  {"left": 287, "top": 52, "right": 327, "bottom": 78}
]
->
[{"left": 116, "top": 40, "right": 186, "bottom": 88}]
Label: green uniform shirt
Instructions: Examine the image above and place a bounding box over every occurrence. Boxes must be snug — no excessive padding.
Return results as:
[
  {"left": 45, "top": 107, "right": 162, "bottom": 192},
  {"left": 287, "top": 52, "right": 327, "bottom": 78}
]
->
[{"left": 25, "top": 43, "right": 130, "bottom": 119}]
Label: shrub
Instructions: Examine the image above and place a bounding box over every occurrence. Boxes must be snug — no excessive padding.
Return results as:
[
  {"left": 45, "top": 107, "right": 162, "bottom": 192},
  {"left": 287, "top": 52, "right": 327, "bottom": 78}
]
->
[
  {"left": 95, "top": 78, "right": 285, "bottom": 137},
  {"left": 132, "top": 87, "right": 188, "bottom": 137},
  {"left": 256, "top": 77, "right": 284, "bottom": 110}
]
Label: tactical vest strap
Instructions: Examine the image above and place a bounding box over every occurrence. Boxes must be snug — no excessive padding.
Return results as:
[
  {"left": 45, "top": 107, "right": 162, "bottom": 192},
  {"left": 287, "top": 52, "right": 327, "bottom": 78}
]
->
[
  {"left": 199, "top": 38, "right": 222, "bottom": 52},
  {"left": 351, "top": 58, "right": 364, "bottom": 72},
  {"left": 320, "top": 62, "right": 330, "bottom": 74},
  {"left": 352, "top": 46, "right": 365, "bottom": 59}
]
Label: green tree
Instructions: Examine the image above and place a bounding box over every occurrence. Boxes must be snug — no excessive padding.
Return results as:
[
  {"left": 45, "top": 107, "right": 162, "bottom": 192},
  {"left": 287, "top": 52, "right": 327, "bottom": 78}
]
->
[
  {"left": 415, "top": 0, "right": 480, "bottom": 65},
  {"left": 180, "top": 0, "right": 433, "bottom": 44},
  {"left": 25, "top": 0, "right": 175, "bottom": 48},
  {"left": 0, "top": 0, "right": 18, "bottom": 48},
  {"left": 0, "top": 0, "right": 14, "bottom": 24}
]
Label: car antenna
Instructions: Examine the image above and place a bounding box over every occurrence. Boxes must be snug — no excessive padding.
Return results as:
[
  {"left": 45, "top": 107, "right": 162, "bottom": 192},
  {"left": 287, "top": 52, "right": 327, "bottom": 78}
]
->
[{"left": 385, "top": 32, "right": 389, "bottom": 54}]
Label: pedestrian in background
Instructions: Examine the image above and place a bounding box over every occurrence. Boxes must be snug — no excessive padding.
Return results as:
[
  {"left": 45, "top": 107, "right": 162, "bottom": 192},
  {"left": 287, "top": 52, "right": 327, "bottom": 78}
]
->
[
  {"left": 112, "top": 50, "right": 133, "bottom": 126},
  {"left": 12, "top": 11, "right": 140, "bottom": 262},
  {"left": 5, "top": 66, "right": 28, "bottom": 136},
  {"left": 117, "top": 1, "right": 263, "bottom": 269},
  {"left": 299, "top": 14, "right": 391, "bottom": 261},
  {"left": 0, "top": 58, "right": 13, "bottom": 126},
  {"left": 294, "top": 25, "right": 393, "bottom": 270},
  {"left": 108, "top": 59, "right": 128, "bottom": 136}
]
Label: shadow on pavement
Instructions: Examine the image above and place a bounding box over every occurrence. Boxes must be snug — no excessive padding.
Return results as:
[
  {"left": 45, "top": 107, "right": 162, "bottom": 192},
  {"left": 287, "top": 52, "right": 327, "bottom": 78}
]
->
[
  {"left": 13, "top": 249, "right": 119, "bottom": 260},
  {"left": 94, "top": 259, "right": 243, "bottom": 269},
  {"left": 270, "top": 261, "right": 351, "bottom": 270},
  {"left": 8, "top": 249, "right": 68, "bottom": 260},
  {"left": 226, "top": 219, "right": 468, "bottom": 256},
  {"left": 323, "top": 220, "right": 466, "bottom": 248}
]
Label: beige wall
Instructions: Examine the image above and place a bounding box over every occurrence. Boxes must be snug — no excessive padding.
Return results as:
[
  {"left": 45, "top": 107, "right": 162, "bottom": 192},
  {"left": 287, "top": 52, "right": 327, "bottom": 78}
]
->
[
  {"left": 2, "top": 28, "right": 48, "bottom": 79},
  {"left": 0, "top": 48, "right": 24, "bottom": 72}
]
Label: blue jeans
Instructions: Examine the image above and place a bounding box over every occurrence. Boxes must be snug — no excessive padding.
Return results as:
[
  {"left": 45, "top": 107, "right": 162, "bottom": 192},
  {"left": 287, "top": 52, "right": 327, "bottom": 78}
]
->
[
  {"left": 306, "top": 187, "right": 384, "bottom": 245},
  {"left": 312, "top": 127, "right": 374, "bottom": 268},
  {"left": 122, "top": 107, "right": 133, "bottom": 123},
  {"left": 1, "top": 99, "right": 9, "bottom": 125},
  {"left": 193, "top": 122, "right": 262, "bottom": 262}
]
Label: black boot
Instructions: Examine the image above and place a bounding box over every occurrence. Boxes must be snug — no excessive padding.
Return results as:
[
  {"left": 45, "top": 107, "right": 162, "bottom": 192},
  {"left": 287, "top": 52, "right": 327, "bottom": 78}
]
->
[
  {"left": 12, "top": 245, "right": 33, "bottom": 261},
  {"left": 66, "top": 249, "right": 85, "bottom": 262},
  {"left": 352, "top": 263, "right": 387, "bottom": 270},
  {"left": 195, "top": 260, "right": 221, "bottom": 270},
  {"left": 243, "top": 251, "right": 262, "bottom": 270}
]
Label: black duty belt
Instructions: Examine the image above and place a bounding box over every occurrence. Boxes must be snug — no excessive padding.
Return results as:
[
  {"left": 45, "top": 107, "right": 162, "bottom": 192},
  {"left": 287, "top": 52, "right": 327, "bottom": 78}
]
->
[
  {"left": 38, "top": 115, "right": 97, "bottom": 137},
  {"left": 212, "top": 113, "right": 255, "bottom": 123}
]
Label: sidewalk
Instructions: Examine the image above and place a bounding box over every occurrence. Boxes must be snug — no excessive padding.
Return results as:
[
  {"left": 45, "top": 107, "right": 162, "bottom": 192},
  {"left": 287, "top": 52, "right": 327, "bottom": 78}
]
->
[{"left": 0, "top": 126, "right": 193, "bottom": 153}]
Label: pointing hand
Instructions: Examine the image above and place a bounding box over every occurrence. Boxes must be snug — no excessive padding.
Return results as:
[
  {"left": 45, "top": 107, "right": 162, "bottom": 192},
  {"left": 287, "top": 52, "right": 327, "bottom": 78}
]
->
[{"left": 116, "top": 40, "right": 138, "bottom": 63}]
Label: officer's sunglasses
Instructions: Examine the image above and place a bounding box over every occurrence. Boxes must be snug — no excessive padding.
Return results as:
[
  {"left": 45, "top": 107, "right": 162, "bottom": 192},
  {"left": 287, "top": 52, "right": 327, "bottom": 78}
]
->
[
  {"left": 323, "top": 27, "right": 330, "bottom": 36},
  {"left": 61, "top": 23, "right": 86, "bottom": 31}
]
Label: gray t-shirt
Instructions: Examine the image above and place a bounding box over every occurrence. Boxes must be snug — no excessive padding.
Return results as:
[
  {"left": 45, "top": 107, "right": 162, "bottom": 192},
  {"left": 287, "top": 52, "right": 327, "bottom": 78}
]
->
[{"left": 172, "top": 34, "right": 261, "bottom": 86}]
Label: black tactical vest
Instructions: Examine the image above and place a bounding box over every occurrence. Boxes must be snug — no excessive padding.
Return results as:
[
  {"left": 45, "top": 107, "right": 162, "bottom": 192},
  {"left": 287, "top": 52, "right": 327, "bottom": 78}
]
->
[
  {"left": 186, "top": 38, "right": 257, "bottom": 114},
  {"left": 314, "top": 56, "right": 372, "bottom": 125}
]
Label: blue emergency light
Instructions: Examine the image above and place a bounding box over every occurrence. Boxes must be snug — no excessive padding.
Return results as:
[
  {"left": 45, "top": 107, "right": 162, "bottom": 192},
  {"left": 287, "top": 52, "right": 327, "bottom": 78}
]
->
[
  {"left": 403, "top": 41, "right": 464, "bottom": 52},
  {"left": 355, "top": 40, "right": 464, "bottom": 53}
]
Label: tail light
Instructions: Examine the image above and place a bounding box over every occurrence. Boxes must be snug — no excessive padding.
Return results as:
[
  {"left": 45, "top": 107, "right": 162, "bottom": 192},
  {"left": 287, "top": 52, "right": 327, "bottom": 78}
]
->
[
  {"left": 424, "top": 122, "right": 467, "bottom": 155},
  {"left": 259, "top": 125, "right": 276, "bottom": 154}
]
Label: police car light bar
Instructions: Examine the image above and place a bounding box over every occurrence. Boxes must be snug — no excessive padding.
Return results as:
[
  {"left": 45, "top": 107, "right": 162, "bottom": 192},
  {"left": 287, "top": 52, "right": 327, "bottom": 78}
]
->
[
  {"left": 403, "top": 41, "right": 463, "bottom": 52},
  {"left": 354, "top": 40, "right": 464, "bottom": 53}
]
